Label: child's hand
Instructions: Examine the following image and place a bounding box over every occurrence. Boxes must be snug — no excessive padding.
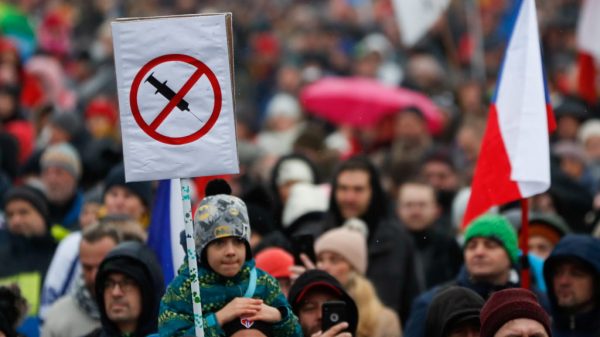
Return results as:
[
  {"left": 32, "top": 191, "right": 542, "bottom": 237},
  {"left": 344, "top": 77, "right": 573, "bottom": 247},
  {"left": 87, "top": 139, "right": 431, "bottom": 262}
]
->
[
  {"left": 216, "top": 298, "right": 263, "bottom": 325},
  {"left": 244, "top": 303, "right": 282, "bottom": 323}
]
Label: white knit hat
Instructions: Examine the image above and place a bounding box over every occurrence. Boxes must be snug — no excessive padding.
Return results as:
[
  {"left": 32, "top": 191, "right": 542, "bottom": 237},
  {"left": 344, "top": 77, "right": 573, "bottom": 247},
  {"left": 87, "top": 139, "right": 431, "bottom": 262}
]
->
[
  {"left": 276, "top": 158, "right": 315, "bottom": 187},
  {"left": 578, "top": 119, "right": 600, "bottom": 145},
  {"left": 266, "top": 93, "right": 301, "bottom": 120},
  {"left": 282, "top": 183, "right": 328, "bottom": 228},
  {"left": 314, "top": 219, "right": 368, "bottom": 274}
]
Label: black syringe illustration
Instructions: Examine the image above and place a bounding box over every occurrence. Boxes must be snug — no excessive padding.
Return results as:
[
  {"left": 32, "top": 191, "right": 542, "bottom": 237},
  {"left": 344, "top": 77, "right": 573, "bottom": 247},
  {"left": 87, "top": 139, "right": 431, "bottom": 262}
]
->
[{"left": 145, "top": 72, "right": 190, "bottom": 111}]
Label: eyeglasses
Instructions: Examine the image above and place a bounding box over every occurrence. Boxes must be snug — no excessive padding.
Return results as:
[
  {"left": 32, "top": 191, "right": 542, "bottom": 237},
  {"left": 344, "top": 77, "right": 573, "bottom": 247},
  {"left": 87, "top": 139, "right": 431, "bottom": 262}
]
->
[{"left": 104, "top": 277, "right": 137, "bottom": 292}]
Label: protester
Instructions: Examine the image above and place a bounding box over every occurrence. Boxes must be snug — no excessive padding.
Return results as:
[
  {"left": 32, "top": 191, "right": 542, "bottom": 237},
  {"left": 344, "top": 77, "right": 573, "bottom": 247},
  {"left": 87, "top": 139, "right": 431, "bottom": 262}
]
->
[
  {"left": 325, "top": 156, "right": 419, "bottom": 324},
  {"left": 0, "top": 185, "right": 56, "bottom": 321},
  {"left": 288, "top": 269, "right": 359, "bottom": 337},
  {"left": 0, "top": 286, "right": 28, "bottom": 337},
  {"left": 100, "top": 164, "right": 152, "bottom": 228},
  {"left": 159, "top": 194, "right": 301, "bottom": 336},
  {"left": 543, "top": 234, "right": 600, "bottom": 336},
  {"left": 479, "top": 288, "right": 551, "bottom": 337},
  {"left": 84, "top": 241, "right": 164, "bottom": 337},
  {"left": 269, "top": 153, "right": 320, "bottom": 230},
  {"left": 404, "top": 214, "right": 537, "bottom": 337},
  {"left": 42, "top": 222, "right": 121, "bottom": 337},
  {"left": 396, "top": 181, "right": 462, "bottom": 289},
  {"left": 314, "top": 222, "right": 402, "bottom": 337},
  {"left": 424, "top": 286, "right": 485, "bottom": 337},
  {"left": 40, "top": 142, "right": 84, "bottom": 240},
  {"left": 255, "top": 247, "right": 294, "bottom": 297},
  {"left": 527, "top": 213, "right": 570, "bottom": 260}
]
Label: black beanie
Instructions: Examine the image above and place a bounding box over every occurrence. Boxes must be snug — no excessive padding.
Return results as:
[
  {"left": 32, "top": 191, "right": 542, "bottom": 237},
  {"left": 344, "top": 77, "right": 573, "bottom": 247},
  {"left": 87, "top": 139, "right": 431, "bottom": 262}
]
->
[
  {"left": 3, "top": 186, "right": 49, "bottom": 222},
  {"left": 103, "top": 164, "right": 153, "bottom": 207}
]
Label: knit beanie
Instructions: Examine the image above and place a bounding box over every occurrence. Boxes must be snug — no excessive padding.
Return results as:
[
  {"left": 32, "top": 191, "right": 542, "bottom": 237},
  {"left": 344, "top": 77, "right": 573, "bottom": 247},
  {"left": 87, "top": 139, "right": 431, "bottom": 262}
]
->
[
  {"left": 480, "top": 288, "right": 551, "bottom": 337},
  {"left": 194, "top": 194, "right": 251, "bottom": 261},
  {"left": 266, "top": 93, "right": 301, "bottom": 121},
  {"left": 276, "top": 158, "right": 315, "bottom": 187},
  {"left": 85, "top": 97, "right": 118, "bottom": 126},
  {"left": 50, "top": 112, "right": 82, "bottom": 138},
  {"left": 103, "top": 164, "right": 153, "bottom": 207},
  {"left": 41, "top": 143, "right": 82, "bottom": 179},
  {"left": 314, "top": 219, "right": 368, "bottom": 274},
  {"left": 255, "top": 247, "right": 294, "bottom": 279},
  {"left": 3, "top": 185, "right": 49, "bottom": 221},
  {"left": 282, "top": 183, "right": 328, "bottom": 228},
  {"left": 529, "top": 213, "right": 571, "bottom": 246},
  {"left": 464, "top": 214, "right": 519, "bottom": 264}
]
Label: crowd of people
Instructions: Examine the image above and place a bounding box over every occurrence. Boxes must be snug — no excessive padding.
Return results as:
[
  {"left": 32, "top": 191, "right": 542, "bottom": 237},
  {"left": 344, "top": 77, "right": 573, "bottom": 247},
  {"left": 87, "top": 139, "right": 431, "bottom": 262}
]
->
[{"left": 1, "top": 0, "right": 600, "bottom": 336}]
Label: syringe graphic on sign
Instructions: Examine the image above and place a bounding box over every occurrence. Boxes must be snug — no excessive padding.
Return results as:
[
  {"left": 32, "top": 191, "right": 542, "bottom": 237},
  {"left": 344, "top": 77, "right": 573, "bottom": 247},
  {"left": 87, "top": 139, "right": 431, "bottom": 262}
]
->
[{"left": 145, "top": 72, "right": 190, "bottom": 111}]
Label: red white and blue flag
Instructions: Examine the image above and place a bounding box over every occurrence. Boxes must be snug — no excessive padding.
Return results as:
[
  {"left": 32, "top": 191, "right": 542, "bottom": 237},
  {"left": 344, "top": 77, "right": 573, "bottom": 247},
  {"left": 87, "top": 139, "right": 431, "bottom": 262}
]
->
[
  {"left": 576, "top": 0, "right": 600, "bottom": 104},
  {"left": 147, "top": 179, "right": 185, "bottom": 283},
  {"left": 463, "top": 0, "right": 555, "bottom": 227}
]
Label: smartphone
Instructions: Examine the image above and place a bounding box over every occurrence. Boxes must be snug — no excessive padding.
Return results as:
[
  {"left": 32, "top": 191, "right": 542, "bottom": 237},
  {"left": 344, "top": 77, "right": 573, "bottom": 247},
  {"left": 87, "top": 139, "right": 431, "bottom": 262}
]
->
[
  {"left": 321, "top": 301, "right": 347, "bottom": 332},
  {"left": 291, "top": 234, "right": 316, "bottom": 266}
]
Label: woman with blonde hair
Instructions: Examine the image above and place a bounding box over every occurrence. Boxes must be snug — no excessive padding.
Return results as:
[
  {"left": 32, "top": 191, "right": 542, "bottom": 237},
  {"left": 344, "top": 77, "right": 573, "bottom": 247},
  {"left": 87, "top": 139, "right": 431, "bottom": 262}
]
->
[{"left": 314, "top": 219, "right": 402, "bottom": 337}]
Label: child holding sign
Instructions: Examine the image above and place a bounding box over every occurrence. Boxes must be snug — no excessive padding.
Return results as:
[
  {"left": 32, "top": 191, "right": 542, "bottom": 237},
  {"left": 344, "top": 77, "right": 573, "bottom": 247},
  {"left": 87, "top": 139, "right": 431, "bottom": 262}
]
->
[{"left": 158, "top": 193, "right": 301, "bottom": 337}]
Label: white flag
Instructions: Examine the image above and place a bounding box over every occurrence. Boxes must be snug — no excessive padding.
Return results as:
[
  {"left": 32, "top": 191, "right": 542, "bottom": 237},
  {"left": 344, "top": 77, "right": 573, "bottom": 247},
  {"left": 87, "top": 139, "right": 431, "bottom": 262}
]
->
[{"left": 391, "top": 0, "right": 450, "bottom": 47}]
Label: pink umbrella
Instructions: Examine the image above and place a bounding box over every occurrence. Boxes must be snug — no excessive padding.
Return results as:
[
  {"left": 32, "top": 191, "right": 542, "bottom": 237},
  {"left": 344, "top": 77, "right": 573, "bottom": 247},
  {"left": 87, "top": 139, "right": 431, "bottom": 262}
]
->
[{"left": 300, "top": 77, "right": 444, "bottom": 134}]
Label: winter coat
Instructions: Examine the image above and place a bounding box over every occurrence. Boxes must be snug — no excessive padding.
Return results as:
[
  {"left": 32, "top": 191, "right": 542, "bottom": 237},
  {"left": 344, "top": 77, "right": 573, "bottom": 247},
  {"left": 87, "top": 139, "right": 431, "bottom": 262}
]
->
[
  {"left": 406, "top": 226, "right": 463, "bottom": 291},
  {"left": 40, "top": 231, "right": 81, "bottom": 320},
  {"left": 365, "top": 215, "right": 419, "bottom": 326},
  {"left": 47, "top": 189, "right": 84, "bottom": 240},
  {"left": 404, "top": 266, "right": 524, "bottom": 337},
  {"left": 159, "top": 260, "right": 302, "bottom": 337},
  {"left": 543, "top": 234, "right": 600, "bottom": 337},
  {"left": 326, "top": 157, "right": 420, "bottom": 325},
  {"left": 0, "top": 230, "right": 57, "bottom": 316},
  {"left": 424, "top": 286, "right": 484, "bottom": 337},
  {"left": 41, "top": 294, "right": 99, "bottom": 337},
  {"left": 83, "top": 241, "right": 165, "bottom": 337}
]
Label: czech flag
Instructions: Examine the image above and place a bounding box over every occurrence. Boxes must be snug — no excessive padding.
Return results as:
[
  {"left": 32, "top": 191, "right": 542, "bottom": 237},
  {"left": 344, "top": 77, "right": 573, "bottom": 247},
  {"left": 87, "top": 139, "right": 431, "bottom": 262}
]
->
[
  {"left": 462, "top": 0, "right": 555, "bottom": 228},
  {"left": 576, "top": 0, "right": 600, "bottom": 105},
  {"left": 148, "top": 179, "right": 186, "bottom": 283}
]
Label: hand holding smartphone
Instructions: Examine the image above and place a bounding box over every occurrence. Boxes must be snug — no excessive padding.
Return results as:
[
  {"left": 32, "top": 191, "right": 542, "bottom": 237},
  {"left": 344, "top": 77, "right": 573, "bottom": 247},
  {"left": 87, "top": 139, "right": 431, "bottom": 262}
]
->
[{"left": 321, "top": 301, "right": 348, "bottom": 333}]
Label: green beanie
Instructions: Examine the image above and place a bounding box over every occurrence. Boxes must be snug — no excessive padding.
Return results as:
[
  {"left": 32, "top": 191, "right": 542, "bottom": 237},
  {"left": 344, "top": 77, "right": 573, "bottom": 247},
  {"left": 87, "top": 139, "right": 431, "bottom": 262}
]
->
[{"left": 464, "top": 214, "right": 519, "bottom": 264}]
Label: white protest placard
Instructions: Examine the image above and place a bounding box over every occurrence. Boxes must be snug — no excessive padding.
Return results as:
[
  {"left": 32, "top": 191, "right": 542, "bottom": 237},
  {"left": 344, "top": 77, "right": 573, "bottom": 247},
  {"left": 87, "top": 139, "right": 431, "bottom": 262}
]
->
[{"left": 112, "top": 14, "right": 238, "bottom": 182}]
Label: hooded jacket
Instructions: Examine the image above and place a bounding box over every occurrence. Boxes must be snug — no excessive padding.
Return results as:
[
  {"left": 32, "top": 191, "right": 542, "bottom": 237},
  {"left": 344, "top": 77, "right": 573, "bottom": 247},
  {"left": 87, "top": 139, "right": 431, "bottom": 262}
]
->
[
  {"left": 288, "top": 269, "right": 359, "bottom": 336},
  {"left": 543, "top": 234, "right": 600, "bottom": 337},
  {"left": 85, "top": 241, "right": 165, "bottom": 337},
  {"left": 325, "top": 156, "right": 419, "bottom": 324},
  {"left": 404, "top": 266, "right": 522, "bottom": 337},
  {"left": 424, "top": 286, "right": 484, "bottom": 337},
  {"left": 159, "top": 260, "right": 302, "bottom": 337}
]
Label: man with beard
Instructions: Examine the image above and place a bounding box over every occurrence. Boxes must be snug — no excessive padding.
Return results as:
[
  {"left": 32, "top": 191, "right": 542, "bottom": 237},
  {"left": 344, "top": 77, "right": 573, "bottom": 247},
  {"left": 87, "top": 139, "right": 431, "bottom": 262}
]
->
[
  {"left": 543, "top": 234, "right": 600, "bottom": 337},
  {"left": 84, "top": 241, "right": 164, "bottom": 337},
  {"left": 404, "top": 215, "right": 542, "bottom": 337},
  {"left": 42, "top": 223, "right": 121, "bottom": 337},
  {"left": 325, "top": 156, "right": 419, "bottom": 324}
]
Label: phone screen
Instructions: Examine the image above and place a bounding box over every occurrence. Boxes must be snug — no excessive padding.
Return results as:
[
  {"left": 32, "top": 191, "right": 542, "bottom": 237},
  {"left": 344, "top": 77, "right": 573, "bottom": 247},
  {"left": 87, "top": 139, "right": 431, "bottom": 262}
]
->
[
  {"left": 291, "top": 234, "right": 316, "bottom": 265},
  {"left": 321, "top": 300, "right": 347, "bottom": 332}
]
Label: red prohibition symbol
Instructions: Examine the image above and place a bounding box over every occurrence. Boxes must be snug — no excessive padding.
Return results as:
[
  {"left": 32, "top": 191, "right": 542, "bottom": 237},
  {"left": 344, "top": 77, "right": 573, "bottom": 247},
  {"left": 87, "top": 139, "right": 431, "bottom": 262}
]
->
[{"left": 129, "top": 54, "right": 222, "bottom": 145}]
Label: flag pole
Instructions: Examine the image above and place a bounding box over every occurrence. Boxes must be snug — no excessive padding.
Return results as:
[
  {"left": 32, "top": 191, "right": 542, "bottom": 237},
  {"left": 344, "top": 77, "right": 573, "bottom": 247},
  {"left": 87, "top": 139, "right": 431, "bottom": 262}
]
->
[
  {"left": 520, "top": 198, "right": 530, "bottom": 289},
  {"left": 180, "top": 178, "right": 205, "bottom": 337}
]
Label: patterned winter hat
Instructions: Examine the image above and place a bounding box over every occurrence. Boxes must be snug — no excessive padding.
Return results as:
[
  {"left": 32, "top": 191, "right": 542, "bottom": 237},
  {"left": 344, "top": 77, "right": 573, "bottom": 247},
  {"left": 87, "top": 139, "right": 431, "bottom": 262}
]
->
[{"left": 194, "top": 194, "right": 251, "bottom": 260}]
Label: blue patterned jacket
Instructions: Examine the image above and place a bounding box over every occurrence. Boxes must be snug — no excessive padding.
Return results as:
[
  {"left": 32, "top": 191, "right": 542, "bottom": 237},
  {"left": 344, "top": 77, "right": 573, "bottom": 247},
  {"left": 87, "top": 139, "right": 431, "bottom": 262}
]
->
[{"left": 158, "top": 260, "right": 302, "bottom": 337}]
